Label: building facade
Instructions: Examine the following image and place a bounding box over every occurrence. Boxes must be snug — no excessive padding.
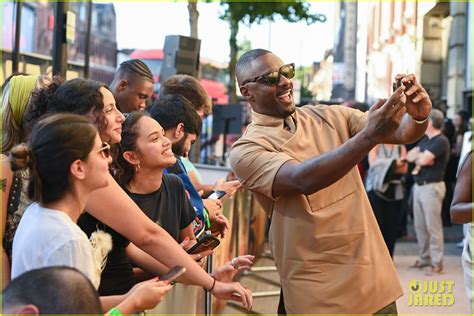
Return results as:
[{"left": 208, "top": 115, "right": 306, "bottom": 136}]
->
[
  {"left": 1, "top": 2, "right": 117, "bottom": 84},
  {"left": 333, "top": 0, "right": 471, "bottom": 117}
]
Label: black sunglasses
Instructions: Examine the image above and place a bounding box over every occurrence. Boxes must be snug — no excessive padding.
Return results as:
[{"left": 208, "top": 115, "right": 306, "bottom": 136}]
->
[{"left": 241, "top": 63, "right": 295, "bottom": 86}]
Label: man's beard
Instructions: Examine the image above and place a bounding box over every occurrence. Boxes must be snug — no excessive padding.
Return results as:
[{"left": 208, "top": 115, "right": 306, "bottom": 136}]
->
[{"left": 172, "top": 134, "right": 187, "bottom": 157}]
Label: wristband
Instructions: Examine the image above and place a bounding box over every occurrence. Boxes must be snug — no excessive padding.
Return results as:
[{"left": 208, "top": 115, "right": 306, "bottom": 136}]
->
[
  {"left": 412, "top": 113, "right": 430, "bottom": 125},
  {"left": 107, "top": 307, "right": 122, "bottom": 316},
  {"left": 204, "top": 276, "right": 216, "bottom": 292},
  {"left": 203, "top": 208, "right": 211, "bottom": 229}
]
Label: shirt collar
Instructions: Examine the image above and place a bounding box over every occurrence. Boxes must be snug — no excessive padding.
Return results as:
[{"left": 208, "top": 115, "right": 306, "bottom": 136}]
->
[{"left": 251, "top": 110, "right": 297, "bottom": 129}]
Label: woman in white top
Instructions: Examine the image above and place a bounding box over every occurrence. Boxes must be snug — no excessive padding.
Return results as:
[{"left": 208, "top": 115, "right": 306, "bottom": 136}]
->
[{"left": 10, "top": 113, "right": 172, "bottom": 314}]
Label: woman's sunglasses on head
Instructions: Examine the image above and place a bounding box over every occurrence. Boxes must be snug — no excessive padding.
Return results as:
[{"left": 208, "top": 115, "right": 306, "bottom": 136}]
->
[{"left": 241, "top": 63, "right": 295, "bottom": 86}]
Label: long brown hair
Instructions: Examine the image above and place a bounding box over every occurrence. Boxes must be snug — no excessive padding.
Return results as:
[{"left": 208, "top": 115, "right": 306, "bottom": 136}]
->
[
  {"left": 24, "top": 77, "right": 111, "bottom": 139},
  {"left": 10, "top": 113, "right": 97, "bottom": 203}
]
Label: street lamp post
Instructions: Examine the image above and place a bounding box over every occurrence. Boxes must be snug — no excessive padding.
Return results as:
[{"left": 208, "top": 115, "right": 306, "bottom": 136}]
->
[
  {"left": 52, "top": 2, "right": 69, "bottom": 76},
  {"left": 12, "top": 1, "right": 23, "bottom": 74},
  {"left": 84, "top": 0, "right": 93, "bottom": 78}
]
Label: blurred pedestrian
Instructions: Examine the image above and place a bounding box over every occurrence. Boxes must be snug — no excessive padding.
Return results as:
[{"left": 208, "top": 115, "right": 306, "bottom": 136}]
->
[
  {"left": 407, "top": 109, "right": 450, "bottom": 274},
  {"left": 366, "top": 144, "right": 408, "bottom": 257}
]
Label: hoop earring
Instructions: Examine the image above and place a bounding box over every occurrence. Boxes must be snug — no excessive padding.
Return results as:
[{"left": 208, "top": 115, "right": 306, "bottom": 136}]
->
[{"left": 135, "top": 163, "right": 141, "bottom": 173}]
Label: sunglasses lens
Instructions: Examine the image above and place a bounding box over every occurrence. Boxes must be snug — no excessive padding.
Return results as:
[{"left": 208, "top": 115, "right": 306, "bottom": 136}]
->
[
  {"left": 281, "top": 65, "right": 295, "bottom": 80},
  {"left": 266, "top": 71, "right": 280, "bottom": 84}
]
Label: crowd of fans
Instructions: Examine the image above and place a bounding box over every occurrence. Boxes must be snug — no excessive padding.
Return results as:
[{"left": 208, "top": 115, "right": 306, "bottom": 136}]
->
[{"left": 1, "top": 60, "right": 254, "bottom": 314}]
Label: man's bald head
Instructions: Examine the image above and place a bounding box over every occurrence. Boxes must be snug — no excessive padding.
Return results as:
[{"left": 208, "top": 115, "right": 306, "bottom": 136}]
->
[{"left": 236, "top": 49, "right": 272, "bottom": 86}]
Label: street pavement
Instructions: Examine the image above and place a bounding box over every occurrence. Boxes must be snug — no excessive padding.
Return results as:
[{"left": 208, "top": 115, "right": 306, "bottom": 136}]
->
[{"left": 224, "top": 224, "right": 472, "bottom": 315}]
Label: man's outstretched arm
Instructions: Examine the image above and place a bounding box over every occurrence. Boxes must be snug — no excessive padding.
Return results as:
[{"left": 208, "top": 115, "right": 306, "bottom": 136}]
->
[
  {"left": 273, "top": 74, "right": 431, "bottom": 197},
  {"left": 273, "top": 87, "right": 407, "bottom": 196}
]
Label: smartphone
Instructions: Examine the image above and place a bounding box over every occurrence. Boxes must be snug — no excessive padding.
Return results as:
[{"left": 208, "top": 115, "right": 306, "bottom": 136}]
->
[
  {"left": 393, "top": 79, "right": 403, "bottom": 92},
  {"left": 202, "top": 190, "right": 226, "bottom": 200},
  {"left": 160, "top": 266, "right": 186, "bottom": 282},
  {"left": 186, "top": 233, "right": 221, "bottom": 254}
]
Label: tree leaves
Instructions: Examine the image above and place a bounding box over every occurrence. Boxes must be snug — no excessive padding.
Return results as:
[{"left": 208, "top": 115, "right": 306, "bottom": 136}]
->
[{"left": 219, "top": 1, "right": 326, "bottom": 26}]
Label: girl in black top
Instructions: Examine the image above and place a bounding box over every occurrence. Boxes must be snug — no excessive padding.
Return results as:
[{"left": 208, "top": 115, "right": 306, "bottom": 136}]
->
[
  {"left": 82, "top": 112, "right": 254, "bottom": 298},
  {"left": 80, "top": 111, "right": 200, "bottom": 295}
]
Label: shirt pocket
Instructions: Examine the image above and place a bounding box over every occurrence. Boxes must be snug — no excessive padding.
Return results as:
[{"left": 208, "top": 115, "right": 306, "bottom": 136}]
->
[{"left": 305, "top": 171, "right": 359, "bottom": 212}]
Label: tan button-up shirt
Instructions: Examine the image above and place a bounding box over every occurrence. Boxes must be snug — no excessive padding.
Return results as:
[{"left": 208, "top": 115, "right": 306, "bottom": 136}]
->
[{"left": 230, "top": 105, "right": 402, "bottom": 313}]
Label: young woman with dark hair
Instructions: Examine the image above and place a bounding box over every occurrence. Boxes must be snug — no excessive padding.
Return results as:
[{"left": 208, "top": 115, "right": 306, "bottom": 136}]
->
[
  {"left": 81, "top": 110, "right": 199, "bottom": 296},
  {"left": 26, "top": 77, "right": 124, "bottom": 146}
]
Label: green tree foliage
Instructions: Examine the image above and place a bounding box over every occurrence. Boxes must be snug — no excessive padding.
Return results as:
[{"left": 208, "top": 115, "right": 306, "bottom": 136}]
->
[{"left": 218, "top": 1, "right": 326, "bottom": 102}]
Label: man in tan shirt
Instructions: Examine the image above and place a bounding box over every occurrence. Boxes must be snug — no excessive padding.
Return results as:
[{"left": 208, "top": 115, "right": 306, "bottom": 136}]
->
[{"left": 229, "top": 49, "right": 432, "bottom": 314}]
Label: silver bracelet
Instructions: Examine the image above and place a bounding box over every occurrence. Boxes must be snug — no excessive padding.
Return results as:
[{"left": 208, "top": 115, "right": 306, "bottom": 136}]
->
[{"left": 412, "top": 113, "right": 430, "bottom": 125}]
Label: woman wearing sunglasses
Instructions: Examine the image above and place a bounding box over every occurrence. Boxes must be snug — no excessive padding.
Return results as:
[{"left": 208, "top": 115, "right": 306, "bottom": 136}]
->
[
  {"left": 26, "top": 77, "right": 253, "bottom": 310},
  {"left": 10, "top": 113, "right": 173, "bottom": 313}
]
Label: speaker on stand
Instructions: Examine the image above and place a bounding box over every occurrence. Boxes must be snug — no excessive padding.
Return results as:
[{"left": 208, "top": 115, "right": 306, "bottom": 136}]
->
[{"left": 160, "top": 35, "right": 201, "bottom": 83}]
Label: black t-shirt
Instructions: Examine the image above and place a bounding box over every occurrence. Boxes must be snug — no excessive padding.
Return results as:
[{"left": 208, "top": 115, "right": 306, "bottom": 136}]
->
[
  {"left": 78, "top": 213, "right": 134, "bottom": 296},
  {"left": 78, "top": 174, "right": 196, "bottom": 296},
  {"left": 415, "top": 134, "right": 450, "bottom": 184},
  {"left": 124, "top": 174, "right": 196, "bottom": 241}
]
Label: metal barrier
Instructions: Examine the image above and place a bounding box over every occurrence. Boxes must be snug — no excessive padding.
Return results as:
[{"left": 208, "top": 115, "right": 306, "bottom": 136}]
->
[
  {"left": 211, "top": 188, "right": 269, "bottom": 313},
  {"left": 195, "top": 165, "right": 269, "bottom": 313}
]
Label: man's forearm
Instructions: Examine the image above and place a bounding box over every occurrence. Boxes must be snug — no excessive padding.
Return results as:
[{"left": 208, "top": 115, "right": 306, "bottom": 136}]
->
[
  {"left": 450, "top": 203, "right": 473, "bottom": 224},
  {"left": 275, "top": 130, "right": 375, "bottom": 196}
]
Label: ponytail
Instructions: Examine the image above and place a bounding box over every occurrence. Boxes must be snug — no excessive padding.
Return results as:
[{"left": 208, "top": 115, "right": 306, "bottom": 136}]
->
[{"left": 9, "top": 143, "right": 42, "bottom": 202}]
